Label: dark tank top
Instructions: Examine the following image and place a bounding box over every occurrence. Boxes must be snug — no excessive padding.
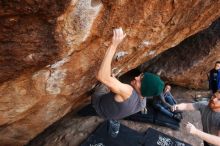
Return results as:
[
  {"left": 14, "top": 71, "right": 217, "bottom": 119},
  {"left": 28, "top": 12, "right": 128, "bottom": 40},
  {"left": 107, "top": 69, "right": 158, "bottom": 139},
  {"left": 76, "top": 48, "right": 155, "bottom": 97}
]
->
[{"left": 96, "top": 89, "right": 146, "bottom": 120}]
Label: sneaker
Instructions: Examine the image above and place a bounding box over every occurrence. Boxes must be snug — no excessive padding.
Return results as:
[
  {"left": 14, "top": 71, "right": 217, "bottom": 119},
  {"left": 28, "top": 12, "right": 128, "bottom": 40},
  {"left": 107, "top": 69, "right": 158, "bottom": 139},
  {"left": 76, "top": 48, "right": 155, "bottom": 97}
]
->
[
  {"left": 108, "top": 120, "right": 120, "bottom": 138},
  {"left": 173, "top": 113, "right": 182, "bottom": 121}
]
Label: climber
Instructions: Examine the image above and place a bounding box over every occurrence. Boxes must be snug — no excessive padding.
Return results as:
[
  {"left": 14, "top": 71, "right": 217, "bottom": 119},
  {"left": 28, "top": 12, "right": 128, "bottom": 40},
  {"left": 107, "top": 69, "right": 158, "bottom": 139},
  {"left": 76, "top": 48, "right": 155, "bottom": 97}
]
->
[{"left": 92, "top": 28, "right": 164, "bottom": 138}]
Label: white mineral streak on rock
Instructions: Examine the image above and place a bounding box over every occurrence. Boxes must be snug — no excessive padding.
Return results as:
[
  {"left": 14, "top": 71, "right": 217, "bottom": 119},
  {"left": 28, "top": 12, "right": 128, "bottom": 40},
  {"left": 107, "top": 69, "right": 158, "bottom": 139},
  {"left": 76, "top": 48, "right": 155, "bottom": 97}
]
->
[
  {"left": 59, "top": 0, "right": 103, "bottom": 49},
  {"left": 46, "top": 69, "right": 67, "bottom": 95},
  {"left": 142, "top": 40, "right": 152, "bottom": 46},
  {"left": 114, "top": 51, "right": 129, "bottom": 61},
  {"left": 51, "top": 57, "right": 70, "bottom": 69}
]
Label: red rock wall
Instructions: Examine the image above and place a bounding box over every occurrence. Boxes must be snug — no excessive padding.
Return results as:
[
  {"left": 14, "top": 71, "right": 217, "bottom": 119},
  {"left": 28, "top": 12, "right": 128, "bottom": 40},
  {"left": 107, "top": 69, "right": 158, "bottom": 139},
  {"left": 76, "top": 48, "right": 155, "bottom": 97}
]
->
[
  {"left": 0, "top": 0, "right": 220, "bottom": 145},
  {"left": 142, "top": 18, "right": 220, "bottom": 89}
]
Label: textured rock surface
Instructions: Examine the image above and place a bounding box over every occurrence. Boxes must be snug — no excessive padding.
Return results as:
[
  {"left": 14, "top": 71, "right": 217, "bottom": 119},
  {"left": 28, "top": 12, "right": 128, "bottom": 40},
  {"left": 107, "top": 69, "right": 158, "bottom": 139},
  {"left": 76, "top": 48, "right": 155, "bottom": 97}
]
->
[
  {"left": 0, "top": 0, "right": 220, "bottom": 145},
  {"left": 0, "top": 0, "right": 71, "bottom": 83},
  {"left": 141, "top": 18, "right": 220, "bottom": 89}
]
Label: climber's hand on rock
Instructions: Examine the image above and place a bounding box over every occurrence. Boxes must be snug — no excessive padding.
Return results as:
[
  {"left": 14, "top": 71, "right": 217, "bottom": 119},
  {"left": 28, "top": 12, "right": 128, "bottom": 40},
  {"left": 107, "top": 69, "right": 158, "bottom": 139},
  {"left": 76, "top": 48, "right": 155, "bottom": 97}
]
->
[{"left": 112, "top": 27, "right": 126, "bottom": 46}]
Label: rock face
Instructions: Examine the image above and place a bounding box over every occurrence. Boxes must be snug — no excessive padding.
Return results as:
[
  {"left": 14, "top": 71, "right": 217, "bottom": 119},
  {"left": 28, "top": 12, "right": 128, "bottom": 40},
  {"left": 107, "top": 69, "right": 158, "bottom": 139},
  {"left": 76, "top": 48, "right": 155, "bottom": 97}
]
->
[
  {"left": 0, "top": 0, "right": 220, "bottom": 145},
  {"left": 141, "top": 18, "right": 220, "bottom": 89}
]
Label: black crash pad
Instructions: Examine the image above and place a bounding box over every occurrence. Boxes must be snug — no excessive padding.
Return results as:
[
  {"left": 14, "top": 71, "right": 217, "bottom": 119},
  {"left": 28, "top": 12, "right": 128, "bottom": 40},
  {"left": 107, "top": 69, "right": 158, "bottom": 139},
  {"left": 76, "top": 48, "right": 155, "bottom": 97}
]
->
[
  {"left": 80, "top": 121, "right": 143, "bottom": 146},
  {"left": 81, "top": 122, "right": 191, "bottom": 146},
  {"left": 77, "top": 104, "right": 180, "bottom": 130},
  {"left": 143, "top": 128, "right": 192, "bottom": 146}
]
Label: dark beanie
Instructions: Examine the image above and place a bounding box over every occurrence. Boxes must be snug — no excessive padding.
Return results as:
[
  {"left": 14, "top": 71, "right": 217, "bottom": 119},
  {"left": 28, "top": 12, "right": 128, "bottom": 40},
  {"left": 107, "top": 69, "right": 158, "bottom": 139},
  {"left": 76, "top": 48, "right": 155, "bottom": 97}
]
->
[{"left": 141, "top": 72, "right": 164, "bottom": 97}]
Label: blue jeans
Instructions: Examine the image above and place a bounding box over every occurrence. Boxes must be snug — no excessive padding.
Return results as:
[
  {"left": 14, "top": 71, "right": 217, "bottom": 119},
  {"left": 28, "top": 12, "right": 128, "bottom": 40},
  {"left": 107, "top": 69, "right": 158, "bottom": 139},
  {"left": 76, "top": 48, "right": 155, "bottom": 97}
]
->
[
  {"left": 154, "top": 93, "right": 177, "bottom": 118},
  {"left": 154, "top": 103, "right": 174, "bottom": 117},
  {"left": 164, "top": 93, "right": 176, "bottom": 105}
]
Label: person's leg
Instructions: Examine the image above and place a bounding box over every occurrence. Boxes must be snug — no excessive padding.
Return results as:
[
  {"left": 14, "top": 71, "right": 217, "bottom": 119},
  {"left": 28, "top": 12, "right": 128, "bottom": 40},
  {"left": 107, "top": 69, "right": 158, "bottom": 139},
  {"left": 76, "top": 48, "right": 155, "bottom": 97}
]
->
[
  {"left": 154, "top": 103, "right": 182, "bottom": 120},
  {"left": 154, "top": 103, "right": 174, "bottom": 118},
  {"left": 164, "top": 94, "right": 183, "bottom": 120},
  {"left": 108, "top": 119, "right": 120, "bottom": 138},
  {"left": 165, "top": 95, "right": 176, "bottom": 105}
]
